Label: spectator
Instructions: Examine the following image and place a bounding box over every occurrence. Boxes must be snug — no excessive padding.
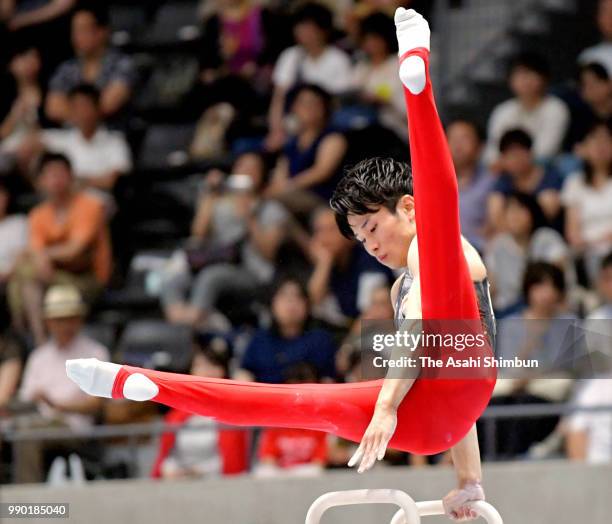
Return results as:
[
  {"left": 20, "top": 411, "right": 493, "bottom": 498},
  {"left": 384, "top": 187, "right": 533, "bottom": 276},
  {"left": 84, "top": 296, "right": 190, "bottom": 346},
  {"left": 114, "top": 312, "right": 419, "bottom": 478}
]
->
[
  {"left": 160, "top": 151, "right": 289, "bottom": 327},
  {"left": 0, "top": 179, "right": 28, "bottom": 311},
  {"left": 254, "top": 362, "right": 328, "bottom": 477},
  {"left": 446, "top": 119, "right": 495, "bottom": 252},
  {"left": 565, "top": 63, "right": 612, "bottom": 151},
  {"left": 266, "top": 2, "right": 352, "bottom": 151},
  {"left": 187, "top": 0, "right": 290, "bottom": 143},
  {"left": 0, "top": 45, "right": 43, "bottom": 159},
  {"left": 565, "top": 378, "right": 612, "bottom": 464},
  {"left": 13, "top": 284, "right": 109, "bottom": 483},
  {"left": 350, "top": 12, "right": 406, "bottom": 140},
  {"left": 307, "top": 207, "right": 393, "bottom": 327},
  {"left": 8, "top": 153, "right": 111, "bottom": 345},
  {"left": 265, "top": 84, "right": 347, "bottom": 214},
  {"left": 1, "top": 0, "right": 75, "bottom": 78},
  {"left": 487, "top": 129, "right": 563, "bottom": 233},
  {"left": 562, "top": 121, "right": 612, "bottom": 284},
  {"left": 40, "top": 84, "right": 132, "bottom": 194},
  {"left": 484, "top": 262, "right": 577, "bottom": 458},
  {"left": 236, "top": 276, "right": 338, "bottom": 383},
  {"left": 151, "top": 333, "right": 249, "bottom": 479},
  {"left": 582, "top": 252, "right": 612, "bottom": 371},
  {"left": 578, "top": 0, "right": 612, "bottom": 76},
  {"left": 335, "top": 284, "right": 393, "bottom": 376},
  {"left": 484, "top": 52, "right": 570, "bottom": 164},
  {"left": 485, "top": 192, "right": 570, "bottom": 317},
  {"left": 564, "top": 252, "right": 612, "bottom": 464},
  {"left": 45, "top": 6, "right": 135, "bottom": 124},
  {"left": 0, "top": 329, "right": 23, "bottom": 411}
]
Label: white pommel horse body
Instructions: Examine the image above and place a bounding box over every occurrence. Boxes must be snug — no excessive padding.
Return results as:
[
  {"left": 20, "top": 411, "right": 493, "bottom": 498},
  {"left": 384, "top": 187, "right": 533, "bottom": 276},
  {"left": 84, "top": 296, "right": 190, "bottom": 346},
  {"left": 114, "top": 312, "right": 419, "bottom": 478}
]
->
[{"left": 305, "top": 489, "right": 503, "bottom": 524}]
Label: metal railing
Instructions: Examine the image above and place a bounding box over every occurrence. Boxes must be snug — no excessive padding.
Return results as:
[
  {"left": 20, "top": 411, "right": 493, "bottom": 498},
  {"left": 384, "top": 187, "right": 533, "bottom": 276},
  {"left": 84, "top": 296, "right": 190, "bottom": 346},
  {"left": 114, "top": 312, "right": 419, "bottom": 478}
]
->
[{"left": 1, "top": 402, "right": 611, "bottom": 483}]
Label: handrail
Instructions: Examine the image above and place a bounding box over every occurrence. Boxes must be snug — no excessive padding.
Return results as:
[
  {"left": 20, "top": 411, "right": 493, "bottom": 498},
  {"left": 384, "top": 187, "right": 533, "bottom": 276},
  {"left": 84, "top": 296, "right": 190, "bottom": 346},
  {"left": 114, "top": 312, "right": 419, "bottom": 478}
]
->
[{"left": 2, "top": 402, "right": 611, "bottom": 442}]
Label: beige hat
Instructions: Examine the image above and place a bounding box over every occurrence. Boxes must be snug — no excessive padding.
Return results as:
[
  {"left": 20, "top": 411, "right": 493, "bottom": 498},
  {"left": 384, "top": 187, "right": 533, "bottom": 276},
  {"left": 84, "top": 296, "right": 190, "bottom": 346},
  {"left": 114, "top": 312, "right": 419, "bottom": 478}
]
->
[{"left": 44, "top": 285, "right": 87, "bottom": 319}]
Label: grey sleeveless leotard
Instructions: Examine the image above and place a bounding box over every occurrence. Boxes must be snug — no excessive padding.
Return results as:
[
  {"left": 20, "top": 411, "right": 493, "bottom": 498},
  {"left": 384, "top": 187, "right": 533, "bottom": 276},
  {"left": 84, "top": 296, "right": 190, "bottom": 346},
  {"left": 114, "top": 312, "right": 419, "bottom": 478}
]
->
[{"left": 394, "top": 270, "right": 496, "bottom": 348}]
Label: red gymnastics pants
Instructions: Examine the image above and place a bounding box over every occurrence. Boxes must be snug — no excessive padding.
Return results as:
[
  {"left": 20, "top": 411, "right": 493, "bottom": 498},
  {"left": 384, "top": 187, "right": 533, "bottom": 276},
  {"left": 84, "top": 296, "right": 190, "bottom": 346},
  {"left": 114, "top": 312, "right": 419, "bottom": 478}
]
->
[{"left": 109, "top": 48, "right": 496, "bottom": 456}]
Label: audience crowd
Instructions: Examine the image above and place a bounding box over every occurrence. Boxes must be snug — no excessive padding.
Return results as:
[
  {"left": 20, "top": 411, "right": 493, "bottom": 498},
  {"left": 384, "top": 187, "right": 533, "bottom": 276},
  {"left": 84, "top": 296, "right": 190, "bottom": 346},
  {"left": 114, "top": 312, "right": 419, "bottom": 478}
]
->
[{"left": 0, "top": 0, "right": 611, "bottom": 484}]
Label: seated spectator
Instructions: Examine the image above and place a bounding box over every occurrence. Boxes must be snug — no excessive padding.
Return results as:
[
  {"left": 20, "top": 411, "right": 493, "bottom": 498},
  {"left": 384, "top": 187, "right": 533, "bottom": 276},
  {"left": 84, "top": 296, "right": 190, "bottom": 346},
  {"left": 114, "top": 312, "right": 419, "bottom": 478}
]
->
[
  {"left": 562, "top": 121, "right": 612, "bottom": 284},
  {"left": 485, "top": 192, "right": 570, "bottom": 317},
  {"left": 39, "top": 84, "right": 132, "bottom": 194},
  {"left": 8, "top": 153, "right": 111, "bottom": 345},
  {"left": 0, "top": 179, "right": 28, "bottom": 319},
  {"left": 265, "top": 84, "right": 347, "bottom": 214},
  {"left": 484, "top": 52, "right": 569, "bottom": 164},
  {"left": 307, "top": 207, "right": 393, "bottom": 328},
  {"left": 266, "top": 2, "right": 352, "bottom": 151},
  {"left": 254, "top": 362, "right": 328, "bottom": 477},
  {"left": 487, "top": 129, "right": 563, "bottom": 232},
  {"left": 0, "top": 44, "right": 43, "bottom": 162},
  {"left": 45, "top": 6, "right": 135, "bottom": 125},
  {"left": 578, "top": 0, "right": 612, "bottom": 76},
  {"left": 151, "top": 334, "right": 249, "bottom": 479},
  {"left": 483, "top": 262, "right": 577, "bottom": 459},
  {"left": 13, "top": 285, "right": 109, "bottom": 483},
  {"left": 350, "top": 12, "right": 406, "bottom": 140},
  {"left": 2, "top": 0, "right": 74, "bottom": 78},
  {"left": 582, "top": 252, "right": 612, "bottom": 372},
  {"left": 0, "top": 329, "right": 23, "bottom": 411},
  {"left": 446, "top": 118, "right": 495, "bottom": 252},
  {"left": 236, "top": 276, "right": 338, "bottom": 383},
  {"left": 565, "top": 63, "right": 612, "bottom": 151},
  {"left": 564, "top": 253, "right": 612, "bottom": 464},
  {"left": 336, "top": 284, "right": 393, "bottom": 376},
  {"left": 342, "top": 0, "right": 413, "bottom": 45},
  {"left": 565, "top": 377, "right": 612, "bottom": 464},
  {"left": 160, "top": 151, "right": 288, "bottom": 327},
  {"left": 187, "top": 0, "right": 291, "bottom": 155}
]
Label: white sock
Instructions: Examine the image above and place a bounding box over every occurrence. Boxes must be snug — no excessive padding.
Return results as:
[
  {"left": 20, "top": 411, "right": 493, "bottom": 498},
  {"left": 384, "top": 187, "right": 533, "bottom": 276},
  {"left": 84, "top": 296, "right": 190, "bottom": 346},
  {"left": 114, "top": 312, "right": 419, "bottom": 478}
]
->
[
  {"left": 65, "top": 358, "right": 159, "bottom": 401},
  {"left": 394, "top": 7, "right": 430, "bottom": 94}
]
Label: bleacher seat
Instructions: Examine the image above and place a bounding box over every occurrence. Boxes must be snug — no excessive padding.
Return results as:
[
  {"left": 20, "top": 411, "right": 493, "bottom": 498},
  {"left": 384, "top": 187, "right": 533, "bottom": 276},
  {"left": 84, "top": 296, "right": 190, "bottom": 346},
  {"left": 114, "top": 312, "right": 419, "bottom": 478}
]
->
[
  {"left": 137, "top": 123, "right": 195, "bottom": 169},
  {"left": 116, "top": 319, "right": 193, "bottom": 372},
  {"left": 136, "top": 3, "right": 201, "bottom": 47}
]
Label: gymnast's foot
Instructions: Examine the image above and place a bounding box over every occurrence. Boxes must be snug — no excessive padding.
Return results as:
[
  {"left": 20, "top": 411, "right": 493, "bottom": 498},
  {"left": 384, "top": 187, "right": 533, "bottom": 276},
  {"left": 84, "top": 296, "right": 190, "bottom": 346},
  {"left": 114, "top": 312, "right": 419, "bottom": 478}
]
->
[
  {"left": 66, "top": 358, "right": 159, "bottom": 401},
  {"left": 395, "top": 7, "right": 430, "bottom": 94}
]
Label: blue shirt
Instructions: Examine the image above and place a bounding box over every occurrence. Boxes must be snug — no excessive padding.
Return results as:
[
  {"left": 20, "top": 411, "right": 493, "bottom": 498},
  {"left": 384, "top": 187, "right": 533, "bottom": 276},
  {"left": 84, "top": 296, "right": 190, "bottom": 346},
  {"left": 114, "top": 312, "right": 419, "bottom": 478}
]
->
[
  {"left": 329, "top": 245, "right": 394, "bottom": 319},
  {"left": 459, "top": 164, "right": 496, "bottom": 252},
  {"left": 493, "top": 165, "right": 563, "bottom": 196},
  {"left": 240, "top": 328, "right": 337, "bottom": 383},
  {"left": 284, "top": 127, "right": 343, "bottom": 200}
]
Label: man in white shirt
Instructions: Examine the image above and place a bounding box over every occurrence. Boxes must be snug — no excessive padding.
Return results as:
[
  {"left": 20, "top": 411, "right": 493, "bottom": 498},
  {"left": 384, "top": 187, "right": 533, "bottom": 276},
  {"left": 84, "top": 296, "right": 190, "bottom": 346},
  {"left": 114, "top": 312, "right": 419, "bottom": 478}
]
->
[
  {"left": 14, "top": 285, "right": 109, "bottom": 483},
  {"left": 484, "top": 52, "right": 569, "bottom": 165},
  {"left": 578, "top": 0, "right": 612, "bottom": 76},
  {"left": 266, "top": 2, "right": 352, "bottom": 151},
  {"left": 41, "top": 84, "right": 132, "bottom": 192}
]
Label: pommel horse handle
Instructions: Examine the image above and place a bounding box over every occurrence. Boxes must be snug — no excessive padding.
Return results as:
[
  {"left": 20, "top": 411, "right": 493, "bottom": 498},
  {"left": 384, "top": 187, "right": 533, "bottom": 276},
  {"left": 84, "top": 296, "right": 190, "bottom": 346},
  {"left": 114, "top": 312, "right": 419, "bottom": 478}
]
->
[
  {"left": 305, "top": 489, "right": 420, "bottom": 524},
  {"left": 305, "top": 490, "right": 503, "bottom": 524},
  {"left": 391, "top": 499, "right": 503, "bottom": 524}
]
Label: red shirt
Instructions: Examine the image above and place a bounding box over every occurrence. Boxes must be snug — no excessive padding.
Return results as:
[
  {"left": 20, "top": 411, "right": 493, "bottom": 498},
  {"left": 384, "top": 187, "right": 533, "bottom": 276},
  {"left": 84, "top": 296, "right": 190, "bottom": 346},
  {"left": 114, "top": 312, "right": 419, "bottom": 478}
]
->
[{"left": 258, "top": 428, "right": 328, "bottom": 468}]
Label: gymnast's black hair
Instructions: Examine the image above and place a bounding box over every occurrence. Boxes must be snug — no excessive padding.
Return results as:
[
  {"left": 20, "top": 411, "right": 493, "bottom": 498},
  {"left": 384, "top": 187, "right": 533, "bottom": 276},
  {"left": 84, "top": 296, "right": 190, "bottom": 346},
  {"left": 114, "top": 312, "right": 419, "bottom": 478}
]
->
[{"left": 329, "top": 157, "right": 413, "bottom": 240}]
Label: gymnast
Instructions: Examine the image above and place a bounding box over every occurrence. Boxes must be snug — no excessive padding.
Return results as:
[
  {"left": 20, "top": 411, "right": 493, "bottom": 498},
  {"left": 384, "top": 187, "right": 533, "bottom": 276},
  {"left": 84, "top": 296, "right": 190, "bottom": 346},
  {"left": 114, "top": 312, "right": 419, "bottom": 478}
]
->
[{"left": 66, "top": 9, "right": 496, "bottom": 521}]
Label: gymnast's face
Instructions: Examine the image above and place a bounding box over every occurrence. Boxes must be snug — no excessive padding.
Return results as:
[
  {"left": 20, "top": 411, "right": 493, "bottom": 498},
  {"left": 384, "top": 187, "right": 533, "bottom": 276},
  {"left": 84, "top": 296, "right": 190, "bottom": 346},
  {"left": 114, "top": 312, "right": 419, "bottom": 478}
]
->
[{"left": 347, "top": 195, "right": 416, "bottom": 269}]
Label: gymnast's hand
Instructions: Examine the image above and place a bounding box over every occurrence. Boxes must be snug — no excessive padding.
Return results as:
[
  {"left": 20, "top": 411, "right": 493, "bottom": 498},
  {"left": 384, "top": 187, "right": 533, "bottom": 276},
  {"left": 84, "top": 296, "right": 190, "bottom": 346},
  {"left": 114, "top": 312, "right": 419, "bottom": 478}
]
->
[
  {"left": 347, "top": 403, "right": 397, "bottom": 473},
  {"left": 443, "top": 481, "right": 485, "bottom": 521}
]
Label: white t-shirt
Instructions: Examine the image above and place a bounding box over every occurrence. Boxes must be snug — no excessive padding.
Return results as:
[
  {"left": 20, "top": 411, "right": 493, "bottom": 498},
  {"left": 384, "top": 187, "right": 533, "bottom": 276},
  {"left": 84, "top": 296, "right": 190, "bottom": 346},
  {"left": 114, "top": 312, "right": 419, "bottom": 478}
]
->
[
  {"left": 578, "top": 42, "right": 612, "bottom": 76},
  {"left": 272, "top": 45, "right": 352, "bottom": 94},
  {"left": 561, "top": 173, "right": 612, "bottom": 255},
  {"left": 567, "top": 378, "right": 612, "bottom": 464},
  {"left": 0, "top": 214, "right": 28, "bottom": 274},
  {"left": 484, "top": 95, "right": 570, "bottom": 163},
  {"left": 42, "top": 127, "right": 132, "bottom": 181},
  {"left": 19, "top": 334, "right": 110, "bottom": 432},
  {"left": 351, "top": 56, "right": 407, "bottom": 139}
]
